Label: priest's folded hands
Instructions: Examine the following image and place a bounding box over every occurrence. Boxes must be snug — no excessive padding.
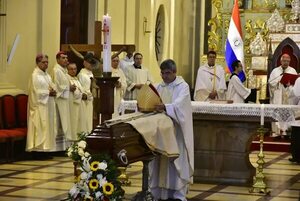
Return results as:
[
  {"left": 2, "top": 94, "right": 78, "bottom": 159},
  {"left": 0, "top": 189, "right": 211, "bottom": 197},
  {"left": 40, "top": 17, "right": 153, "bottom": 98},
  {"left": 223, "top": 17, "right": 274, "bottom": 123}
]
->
[
  {"left": 49, "top": 88, "right": 57, "bottom": 97},
  {"left": 208, "top": 90, "right": 218, "bottom": 99},
  {"left": 82, "top": 93, "right": 87, "bottom": 100},
  {"left": 70, "top": 84, "right": 76, "bottom": 92}
]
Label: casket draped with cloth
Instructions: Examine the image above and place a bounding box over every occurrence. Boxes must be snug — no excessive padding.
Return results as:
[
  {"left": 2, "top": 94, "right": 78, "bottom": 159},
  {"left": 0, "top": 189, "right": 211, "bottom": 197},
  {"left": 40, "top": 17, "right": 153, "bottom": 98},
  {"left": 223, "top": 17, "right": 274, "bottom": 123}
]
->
[{"left": 86, "top": 112, "right": 179, "bottom": 166}]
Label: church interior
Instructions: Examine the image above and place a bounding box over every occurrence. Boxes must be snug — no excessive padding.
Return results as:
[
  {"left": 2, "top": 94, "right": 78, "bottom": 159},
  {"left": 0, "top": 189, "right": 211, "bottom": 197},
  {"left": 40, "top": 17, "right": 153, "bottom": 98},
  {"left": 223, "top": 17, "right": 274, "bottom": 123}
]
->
[{"left": 0, "top": 0, "right": 300, "bottom": 200}]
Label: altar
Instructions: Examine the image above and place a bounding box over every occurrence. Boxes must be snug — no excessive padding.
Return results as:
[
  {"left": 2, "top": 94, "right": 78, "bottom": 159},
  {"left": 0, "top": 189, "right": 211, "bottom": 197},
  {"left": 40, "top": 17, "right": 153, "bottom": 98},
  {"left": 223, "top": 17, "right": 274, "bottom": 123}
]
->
[{"left": 119, "top": 101, "right": 300, "bottom": 184}]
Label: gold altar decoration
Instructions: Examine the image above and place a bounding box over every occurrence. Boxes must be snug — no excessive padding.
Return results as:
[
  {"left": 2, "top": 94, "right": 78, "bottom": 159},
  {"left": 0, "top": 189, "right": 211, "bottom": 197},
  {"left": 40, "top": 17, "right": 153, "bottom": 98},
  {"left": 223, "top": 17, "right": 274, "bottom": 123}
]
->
[
  {"left": 249, "top": 126, "right": 270, "bottom": 194},
  {"left": 245, "top": 19, "right": 269, "bottom": 55},
  {"left": 264, "top": 0, "right": 278, "bottom": 11},
  {"left": 286, "top": 0, "right": 293, "bottom": 6},
  {"left": 208, "top": 0, "right": 223, "bottom": 52}
]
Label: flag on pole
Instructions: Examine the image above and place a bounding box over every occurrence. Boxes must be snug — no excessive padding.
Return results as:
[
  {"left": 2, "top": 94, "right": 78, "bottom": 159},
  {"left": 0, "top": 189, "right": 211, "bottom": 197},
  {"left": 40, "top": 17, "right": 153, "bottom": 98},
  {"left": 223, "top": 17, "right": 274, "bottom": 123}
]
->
[{"left": 225, "top": 0, "right": 246, "bottom": 82}]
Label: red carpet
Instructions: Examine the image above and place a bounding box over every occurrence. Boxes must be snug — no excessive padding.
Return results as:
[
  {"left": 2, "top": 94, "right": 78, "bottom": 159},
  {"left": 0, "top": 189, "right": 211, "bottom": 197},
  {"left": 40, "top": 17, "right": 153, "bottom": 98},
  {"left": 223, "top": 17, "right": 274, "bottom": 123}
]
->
[{"left": 251, "top": 136, "right": 290, "bottom": 152}]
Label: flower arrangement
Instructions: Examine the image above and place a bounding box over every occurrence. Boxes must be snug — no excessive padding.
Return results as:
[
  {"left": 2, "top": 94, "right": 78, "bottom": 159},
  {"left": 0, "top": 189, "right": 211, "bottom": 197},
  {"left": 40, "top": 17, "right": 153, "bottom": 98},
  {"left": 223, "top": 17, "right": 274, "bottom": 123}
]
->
[{"left": 66, "top": 132, "right": 124, "bottom": 201}]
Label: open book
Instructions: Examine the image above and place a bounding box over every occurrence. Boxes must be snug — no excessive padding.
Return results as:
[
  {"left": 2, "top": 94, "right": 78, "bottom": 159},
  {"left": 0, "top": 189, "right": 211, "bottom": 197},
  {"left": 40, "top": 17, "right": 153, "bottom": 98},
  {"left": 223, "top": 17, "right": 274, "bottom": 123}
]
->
[{"left": 280, "top": 73, "right": 300, "bottom": 86}]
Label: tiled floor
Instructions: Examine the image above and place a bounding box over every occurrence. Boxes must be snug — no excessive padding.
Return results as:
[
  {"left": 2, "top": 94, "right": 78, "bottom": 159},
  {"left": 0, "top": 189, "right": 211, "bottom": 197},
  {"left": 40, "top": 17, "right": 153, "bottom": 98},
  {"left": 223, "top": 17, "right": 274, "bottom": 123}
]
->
[{"left": 0, "top": 151, "right": 299, "bottom": 201}]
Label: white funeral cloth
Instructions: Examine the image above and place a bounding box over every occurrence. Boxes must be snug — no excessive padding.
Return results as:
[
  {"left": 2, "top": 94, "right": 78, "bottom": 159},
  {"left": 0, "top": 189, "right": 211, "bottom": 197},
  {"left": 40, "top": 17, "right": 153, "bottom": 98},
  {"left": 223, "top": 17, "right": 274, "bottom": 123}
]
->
[
  {"left": 119, "top": 101, "right": 300, "bottom": 123},
  {"left": 105, "top": 112, "right": 179, "bottom": 157}
]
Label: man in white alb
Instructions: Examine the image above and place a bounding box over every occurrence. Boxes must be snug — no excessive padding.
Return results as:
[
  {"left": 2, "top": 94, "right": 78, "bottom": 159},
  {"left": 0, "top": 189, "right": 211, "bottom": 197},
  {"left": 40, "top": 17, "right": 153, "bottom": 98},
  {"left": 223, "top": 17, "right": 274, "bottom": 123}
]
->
[
  {"left": 194, "top": 50, "right": 227, "bottom": 101},
  {"left": 124, "top": 53, "right": 153, "bottom": 100},
  {"left": 52, "top": 51, "right": 75, "bottom": 150},
  {"left": 78, "top": 53, "right": 95, "bottom": 132},
  {"left": 152, "top": 59, "right": 194, "bottom": 201},
  {"left": 269, "top": 54, "right": 297, "bottom": 136},
  {"left": 26, "top": 54, "right": 57, "bottom": 158},
  {"left": 67, "top": 63, "right": 86, "bottom": 139},
  {"left": 111, "top": 56, "right": 127, "bottom": 117},
  {"left": 119, "top": 47, "right": 134, "bottom": 72}
]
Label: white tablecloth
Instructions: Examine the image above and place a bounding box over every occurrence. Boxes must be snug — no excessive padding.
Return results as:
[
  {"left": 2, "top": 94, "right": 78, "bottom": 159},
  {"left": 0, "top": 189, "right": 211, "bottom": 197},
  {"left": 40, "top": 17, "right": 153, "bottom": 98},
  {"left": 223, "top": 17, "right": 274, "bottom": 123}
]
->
[{"left": 119, "top": 100, "right": 300, "bottom": 123}]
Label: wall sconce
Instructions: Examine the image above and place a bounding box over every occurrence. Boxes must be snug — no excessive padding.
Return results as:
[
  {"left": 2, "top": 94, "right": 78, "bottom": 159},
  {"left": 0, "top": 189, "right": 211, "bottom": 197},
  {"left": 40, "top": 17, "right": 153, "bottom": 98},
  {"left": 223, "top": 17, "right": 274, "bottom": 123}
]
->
[{"left": 143, "top": 17, "right": 151, "bottom": 34}]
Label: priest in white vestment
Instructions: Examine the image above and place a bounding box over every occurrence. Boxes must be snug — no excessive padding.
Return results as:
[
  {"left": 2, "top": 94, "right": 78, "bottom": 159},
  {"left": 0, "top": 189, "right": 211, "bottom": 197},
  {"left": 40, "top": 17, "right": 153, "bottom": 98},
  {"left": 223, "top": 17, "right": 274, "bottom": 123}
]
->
[
  {"left": 52, "top": 51, "right": 74, "bottom": 150},
  {"left": 78, "top": 53, "right": 95, "bottom": 132},
  {"left": 67, "top": 63, "right": 85, "bottom": 139},
  {"left": 119, "top": 48, "right": 134, "bottom": 72},
  {"left": 194, "top": 50, "right": 227, "bottom": 101},
  {"left": 151, "top": 59, "right": 194, "bottom": 201},
  {"left": 26, "top": 54, "right": 57, "bottom": 152},
  {"left": 124, "top": 53, "right": 153, "bottom": 100},
  {"left": 269, "top": 54, "right": 297, "bottom": 136},
  {"left": 226, "top": 60, "right": 251, "bottom": 103},
  {"left": 111, "top": 56, "right": 127, "bottom": 117}
]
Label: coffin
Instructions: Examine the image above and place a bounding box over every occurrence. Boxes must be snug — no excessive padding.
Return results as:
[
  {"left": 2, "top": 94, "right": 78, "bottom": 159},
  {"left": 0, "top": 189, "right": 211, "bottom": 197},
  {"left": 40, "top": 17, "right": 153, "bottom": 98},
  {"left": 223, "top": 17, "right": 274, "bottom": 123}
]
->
[{"left": 86, "top": 122, "right": 154, "bottom": 167}]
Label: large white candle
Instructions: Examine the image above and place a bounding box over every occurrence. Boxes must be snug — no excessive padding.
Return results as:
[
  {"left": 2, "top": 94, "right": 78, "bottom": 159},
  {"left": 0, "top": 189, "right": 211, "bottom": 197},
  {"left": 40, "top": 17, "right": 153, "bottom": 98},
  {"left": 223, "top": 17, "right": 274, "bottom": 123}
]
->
[
  {"left": 260, "top": 104, "right": 264, "bottom": 126},
  {"left": 102, "top": 14, "right": 111, "bottom": 72}
]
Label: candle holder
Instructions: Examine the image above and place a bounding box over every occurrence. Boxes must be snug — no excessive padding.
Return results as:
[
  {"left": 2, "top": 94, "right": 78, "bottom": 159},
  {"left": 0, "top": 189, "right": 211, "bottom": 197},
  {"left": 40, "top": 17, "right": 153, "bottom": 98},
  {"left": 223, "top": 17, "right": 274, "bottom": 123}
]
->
[
  {"left": 95, "top": 75, "right": 119, "bottom": 124},
  {"left": 102, "top": 72, "right": 112, "bottom": 78},
  {"left": 249, "top": 126, "right": 270, "bottom": 195}
]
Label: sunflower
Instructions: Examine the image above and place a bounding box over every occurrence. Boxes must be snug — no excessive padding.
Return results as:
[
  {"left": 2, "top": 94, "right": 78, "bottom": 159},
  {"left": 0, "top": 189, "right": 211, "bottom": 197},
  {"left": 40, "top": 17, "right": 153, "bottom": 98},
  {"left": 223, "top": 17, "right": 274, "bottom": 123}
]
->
[
  {"left": 102, "top": 182, "right": 114, "bottom": 195},
  {"left": 89, "top": 179, "right": 99, "bottom": 190},
  {"left": 90, "top": 161, "right": 100, "bottom": 171}
]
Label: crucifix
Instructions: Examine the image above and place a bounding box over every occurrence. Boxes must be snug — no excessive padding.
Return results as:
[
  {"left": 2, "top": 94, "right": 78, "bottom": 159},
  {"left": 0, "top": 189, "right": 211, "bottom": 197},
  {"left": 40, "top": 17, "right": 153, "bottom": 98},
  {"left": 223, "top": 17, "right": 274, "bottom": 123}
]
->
[
  {"left": 61, "top": 21, "right": 135, "bottom": 62},
  {"left": 61, "top": 21, "right": 135, "bottom": 126}
]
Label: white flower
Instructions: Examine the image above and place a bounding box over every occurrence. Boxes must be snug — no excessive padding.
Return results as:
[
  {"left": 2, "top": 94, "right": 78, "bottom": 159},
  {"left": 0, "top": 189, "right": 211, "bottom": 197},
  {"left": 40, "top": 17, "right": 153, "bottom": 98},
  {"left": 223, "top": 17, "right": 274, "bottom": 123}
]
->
[
  {"left": 81, "top": 157, "right": 91, "bottom": 172},
  {"left": 95, "top": 191, "right": 103, "bottom": 199},
  {"left": 99, "top": 162, "right": 107, "bottom": 170},
  {"left": 96, "top": 173, "right": 103, "bottom": 180},
  {"left": 79, "top": 157, "right": 91, "bottom": 172},
  {"left": 78, "top": 140, "right": 87, "bottom": 149},
  {"left": 78, "top": 148, "right": 85, "bottom": 157},
  {"left": 97, "top": 174, "right": 107, "bottom": 187},
  {"left": 84, "top": 152, "right": 90, "bottom": 158},
  {"left": 99, "top": 176, "right": 107, "bottom": 187},
  {"left": 67, "top": 150, "right": 73, "bottom": 157},
  {"left": 82, "top": 182, "right": 89, "bottom": 192},
  {"left": 67, "top": 147, "right": 73, "bottom": 157},
  {"left": 80, "top": 172, "right": 88, "bottom": 180},
  {"left": 69, "top": 184, "right": 79, "bottom": 197},
  {"left": 84, "top": 192, "right": 92, "bottom": 200},
  {"left": 81, "top": 152, "right": 90, "bottom": 160}
]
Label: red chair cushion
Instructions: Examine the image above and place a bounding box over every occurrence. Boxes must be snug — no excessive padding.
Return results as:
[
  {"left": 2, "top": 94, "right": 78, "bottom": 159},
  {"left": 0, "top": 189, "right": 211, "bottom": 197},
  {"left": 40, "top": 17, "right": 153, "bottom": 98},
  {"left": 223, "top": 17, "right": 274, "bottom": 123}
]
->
[
  {"left": 0, "top": 129, "right": 26, "bottom": 137},
  {"left": 0, "top": 131, "right": 10, "bottom": 138},
  {"left": 14, "top": 127, "right": 27, "bottom": 135},
  {"left": 2, "top": 95, "right": 16, "bottom": 129},
  {"left": 15, "top": 94, "right": 28, "bottom": 127}
]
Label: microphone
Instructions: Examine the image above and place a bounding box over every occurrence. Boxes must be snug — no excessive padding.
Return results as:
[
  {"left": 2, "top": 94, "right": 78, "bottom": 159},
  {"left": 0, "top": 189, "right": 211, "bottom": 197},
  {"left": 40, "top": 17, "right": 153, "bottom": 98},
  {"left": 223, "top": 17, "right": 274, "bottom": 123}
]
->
[{"left": 267, "top": 72, "right": 283, "bottom": 84}]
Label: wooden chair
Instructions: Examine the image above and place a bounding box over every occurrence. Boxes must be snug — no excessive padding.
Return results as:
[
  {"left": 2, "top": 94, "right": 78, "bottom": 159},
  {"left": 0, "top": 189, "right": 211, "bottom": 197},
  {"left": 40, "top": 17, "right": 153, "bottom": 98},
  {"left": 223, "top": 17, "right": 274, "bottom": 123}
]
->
[
  {"left": 0, "top": 97, "right": 10, "bottom": 163},
  {"left": 1, "top": 95, "right": 27, "bottom": 161}
]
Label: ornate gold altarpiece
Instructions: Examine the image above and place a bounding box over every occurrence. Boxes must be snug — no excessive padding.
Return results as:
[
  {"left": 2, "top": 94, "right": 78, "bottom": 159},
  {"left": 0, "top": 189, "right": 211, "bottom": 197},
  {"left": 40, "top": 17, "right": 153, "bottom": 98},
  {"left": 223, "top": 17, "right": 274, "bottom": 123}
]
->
[{"left": 205, "top": 0, "right": 298, "bottom": 101}]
